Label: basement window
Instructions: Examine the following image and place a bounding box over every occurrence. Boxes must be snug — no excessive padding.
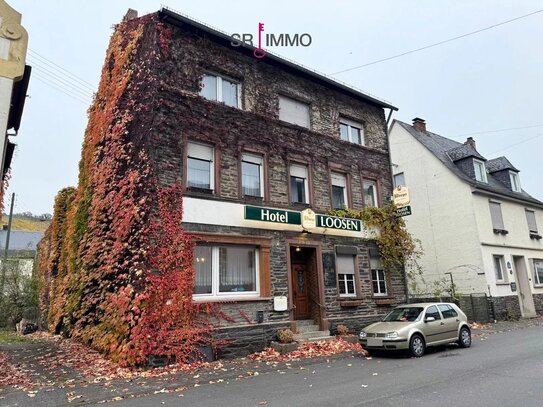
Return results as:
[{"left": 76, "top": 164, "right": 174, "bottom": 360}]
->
[{"left": 200, "top": 73, "right": 240, "bottom": 108}]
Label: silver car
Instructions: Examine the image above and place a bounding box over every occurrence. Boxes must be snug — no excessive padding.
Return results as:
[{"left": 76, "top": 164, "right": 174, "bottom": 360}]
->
[{"left": 359, "top": 303, "right": 471, "bottom": 357}]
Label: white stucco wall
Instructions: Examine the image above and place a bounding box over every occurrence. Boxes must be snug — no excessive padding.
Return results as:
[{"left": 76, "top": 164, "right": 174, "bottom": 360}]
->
[
  {"left": 472, "top": 193, "right": 543, "bottom": 297},
  {"left": 389, "top": 123, "right": 487, "bottom": 295}
]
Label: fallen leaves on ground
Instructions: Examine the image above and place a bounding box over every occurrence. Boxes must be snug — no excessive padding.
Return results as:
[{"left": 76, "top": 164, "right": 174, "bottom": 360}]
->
[
  {"left": 470, "top": 322, "right": 489, "bottom": 330},
  {"left": 248, "top": 339, "right": 368, "bottom": 363},
  {"left": 0, "top": 351, "right": 35, "bottom": 391}
]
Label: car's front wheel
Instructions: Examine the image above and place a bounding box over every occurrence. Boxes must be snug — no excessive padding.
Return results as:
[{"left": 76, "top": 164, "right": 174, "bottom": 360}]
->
[
  {"left": 458, "top": 326, "right": 471, "bottom": 348},
  {"left": 410, "top": 334, "right": 425, "bottom": 357}
]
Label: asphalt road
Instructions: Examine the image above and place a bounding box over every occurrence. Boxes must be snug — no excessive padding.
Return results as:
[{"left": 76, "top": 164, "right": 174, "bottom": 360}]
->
[{"left": 115, "top": 325, "right": 543, "bottom": 407}]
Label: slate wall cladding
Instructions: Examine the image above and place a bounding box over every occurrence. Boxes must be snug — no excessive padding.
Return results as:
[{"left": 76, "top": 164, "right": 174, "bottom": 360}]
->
[
  {"left": 141, "top": 18, "right": 404, "bottom": 355},
  {"left": 532, "top": 293, "right": 543, "bottom": 315},
  {"left": 489, "top": 295, "right": 521, "bottom": 320}
]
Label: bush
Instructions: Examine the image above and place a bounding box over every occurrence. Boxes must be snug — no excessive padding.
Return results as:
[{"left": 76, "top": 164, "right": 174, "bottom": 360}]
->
[
  {"left": 0, "top": 260, "right": 38, "bottom": 328},
  {"left": 276, "top": 328, "right": 294, "bottom": 344},
  {"left": 336, "top": 324, "right": 349, "bottom": 335}
]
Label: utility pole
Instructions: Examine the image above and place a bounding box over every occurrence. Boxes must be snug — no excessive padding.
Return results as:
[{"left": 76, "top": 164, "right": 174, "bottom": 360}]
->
[{"left": 0, "top": 191, "right": 14, "bottom": 296}]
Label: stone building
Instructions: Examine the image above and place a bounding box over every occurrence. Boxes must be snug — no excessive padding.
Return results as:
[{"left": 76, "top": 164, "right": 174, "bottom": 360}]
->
[
  {"left": 38, "top": 8, "right": 406, "bottom": 358},
  {"left": 151, "top": 8, "right": 405, "bottom": 355}
]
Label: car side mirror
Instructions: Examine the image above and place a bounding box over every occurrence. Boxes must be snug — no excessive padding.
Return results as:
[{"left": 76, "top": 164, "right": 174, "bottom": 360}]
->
[{"left": 425, "top": 316, "right": 435, "bottom": 323}]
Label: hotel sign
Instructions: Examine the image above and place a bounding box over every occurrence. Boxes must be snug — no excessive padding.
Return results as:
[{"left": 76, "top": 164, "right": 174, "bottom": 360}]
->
[
  {"left": 244, "top": 205, "right": 301, "bottom": 225},
  {"left": 244, "top": 205, "right": 362, "bottom": 232},
  {"left": 316, "top": 215, "right": 361, "bottom": 231}
]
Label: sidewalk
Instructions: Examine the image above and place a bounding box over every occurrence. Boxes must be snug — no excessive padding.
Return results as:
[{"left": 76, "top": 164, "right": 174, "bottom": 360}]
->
[{"left": 0, "top": 332, "right": 364, "bottom": 405}]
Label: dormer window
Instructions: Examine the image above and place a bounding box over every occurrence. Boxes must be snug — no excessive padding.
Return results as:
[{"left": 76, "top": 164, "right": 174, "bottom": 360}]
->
[
  {"left": 510, "top": 171, "right": 521, "bottom": 192},
  {"left": 473, "top": 159, "right": 487, "bottom": 183}
]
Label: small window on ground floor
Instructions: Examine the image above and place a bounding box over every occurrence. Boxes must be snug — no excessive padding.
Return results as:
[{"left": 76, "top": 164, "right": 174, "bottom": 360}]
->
[
  {"left": 193, "top": 245, "right": 259, "bottom": 298},
  {"left": 336, "top": 253, "right": 357, "bottom": 297},
  {"left": 533, "top": 260, "right": 543, "bottom": 286},
  {"left": 493, "top": 255, "right": 507, "bottom": 282}
]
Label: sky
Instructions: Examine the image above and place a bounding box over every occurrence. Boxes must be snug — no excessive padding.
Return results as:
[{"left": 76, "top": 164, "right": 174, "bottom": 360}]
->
[{"left": 6, "top": 0, "right": 543, "bottom": 214}]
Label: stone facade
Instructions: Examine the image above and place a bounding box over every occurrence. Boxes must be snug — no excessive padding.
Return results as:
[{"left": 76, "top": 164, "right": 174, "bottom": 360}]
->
[
  {"left": 489, "top": 295, "right": 522, "bottom": 321},
  {"left": 137, "top": 10, "right": 404, "bottom": 356}
]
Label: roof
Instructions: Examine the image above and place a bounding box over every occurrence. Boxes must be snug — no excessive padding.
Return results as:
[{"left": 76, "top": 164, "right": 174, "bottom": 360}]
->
[
  {"left": 486, "top": 156, "right": 519, "bottom": 173},
  {"left": 446, "top": 144, "right": 486, "bottom": 162},
  {"left": 158, "top": 7, "right": 397, "bottom": 111},
  {"left": 0, "top": 230, "right": 43, "bottom": 252},
  {"left": 393, "top": 120, "right": 543, "bottom": 207}
]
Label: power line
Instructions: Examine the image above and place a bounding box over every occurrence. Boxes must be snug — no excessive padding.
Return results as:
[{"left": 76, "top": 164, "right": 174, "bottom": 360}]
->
[
  {"left": 453, "top": 123, "right": 543, "bottom": 139},
  {"left": 28, "top": 48, "right": 97, "bottom": 90},
  {"left": 332, "top": 9, "right": 543, "bottom": 75},
  {"left": 486, "top": 132, "right": 543, "bottom": 156},
  {"left": 31, "top": 72, "right": 92, "bottom": 105},
  {"left": 28, "top": 57, "right": 94, "bottom": 99},
  {"left": 31, "top": 70, "right": 92, "bottom": 104}
]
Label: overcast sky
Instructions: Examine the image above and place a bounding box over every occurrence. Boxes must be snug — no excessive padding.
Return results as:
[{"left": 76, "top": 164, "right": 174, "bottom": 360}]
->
[{"left": 7, "top": 0, "right": 543, "bottom": 214}]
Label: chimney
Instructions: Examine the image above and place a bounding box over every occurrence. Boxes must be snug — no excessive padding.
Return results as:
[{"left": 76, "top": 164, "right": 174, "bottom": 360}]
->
[
  {"left": 412, "top": 117, "right": 426, "bottom": 133},
  {"left": 464, "top": 137, "right": 476, "bottom": 150},
  {"left": 123, "top": 9, "right": 138, "bottom": 22}
]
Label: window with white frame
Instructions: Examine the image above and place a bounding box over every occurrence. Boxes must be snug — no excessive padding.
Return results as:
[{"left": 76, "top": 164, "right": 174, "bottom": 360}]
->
[
  {"left": 339, "top": 118, "right": 364, "bottom": 145},
  {"left": 473, "top": 159, "right": 487, "bottom": 183},
  {"left": 510, "top": 171, "right": 521, "bottom": 192},
  {"left": 241, "top": 153, "right": 264, "bottom": 197},
  {"left": 278, "top": 96, "right": 310, "bottom": 128},
  {"left": 493, "top": 255, "right": 506, "bottom": 282},
  {"left": 526, "top": 210, "right": 538, "bottom": 233},
  {"left": 370, "top": 251, "right": 387, "bottom": 296},
  {"left": 331, "top": 172, "right": 348, "bottom": 209},
  {"left": 187, "top": 142, "right": 214, "bottom": 190},
  {"left": 489, "top": 201, "right": 505, "bottom": 231},
  {"left": 534, "top": 260, "right": 543, "bottom": 286},
  {"left": 393, "top": 172, "right": 406, "bottom": 188},
  {"left": 193, "top": 245, "right": 259, "bottom": 297},
  {"left": 290, "top": 164, "right": 309, "bottom": 204},
  {"left": 363, "top": 179, "right": 378, "bottom": 207},
  {"left": 337, "top": 253, "right": 356, "bottom": 297},
  {"left": 199, "top": 73, "right": 240, "bottom": 108}
]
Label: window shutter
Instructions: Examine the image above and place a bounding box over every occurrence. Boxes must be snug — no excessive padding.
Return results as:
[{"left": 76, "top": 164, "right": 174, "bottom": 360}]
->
[
  {"left": 279, "top": 96, "right": 310, "bottom": 128},
  {"left": 526, "top": 210, "right": 538, "bottom": 233},
  {"left": 290, "top": 164, "right": 308, "bottom": 179},
  {"left": 489, "top": 202, "right": 504, "bottom": 230},
  {"left": 337, "top": 254, "right": 355, "bottom": 275},
  {"left": 188, "top": 142, "right": 214, "bottom": 161},
  {"left": 331, "top": 172, "right": 346, "bottom": 187},
  {"left": 242, "top": 153, "right": 262, "bottom": 165}
]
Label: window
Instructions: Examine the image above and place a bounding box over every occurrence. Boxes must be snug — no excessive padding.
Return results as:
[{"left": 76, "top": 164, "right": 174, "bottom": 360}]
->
[
  {"left": 199, "top": 73, "right": 240, "bottom": 108},
  {"left": 331, "top": 172, "right": 348, "bottom": 209},
  {"left": 363, "top": 179, "right": 378, "bottom": 207},
  {"left": 526, "top": 210, "right": 538, "bottom": 233},
  {"left": 493, "top": 255, "right": 506, "bottom": 282},
  {"left": 290, "top": 164, "right": 309, "bottom": 204},
  {"left": 370, "top": 251, "right": 387, "bottom": 296},
  {"left": 510, "top": 171, "right": 521, "bottom": 192},
  {"left": 339, "top": 118, "right": 364, "bottom": 145},
  {"left": 437, "top": 304, "right": 458, "bottom": 319},
  {"left": 279, "top": 96, "right": 310, "bottom": 128},
  {"left": 473, "top": 159, "right": 487, "bottom": 183},
  {"left": 337, "top": 253, "right": 356, "bottom": 297},
  {"left": 193, "top": 245, "right": 259, "bottom": 297},
  {"left": 393, "top": 172, "right": 405, "bottom": 188},
  {"left": 534, "top": 260, "right": 543, "bottom": 286},
  {"left": 241, "top": 153, "right": 264, "bottom": 197},
  {"left": 425, "top": 305, "right": 441, "bottom": 320},
  {"left": 489, "top": 201, "right": 505, "bottom": 231},
  {"left": 187, "top": 142, "right": 214, "bottom": 190}
]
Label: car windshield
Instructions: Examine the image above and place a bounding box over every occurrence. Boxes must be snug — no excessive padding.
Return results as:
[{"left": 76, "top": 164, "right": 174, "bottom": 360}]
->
[{"left": 383, "top": 307, "right": 424, "bottom": 322}]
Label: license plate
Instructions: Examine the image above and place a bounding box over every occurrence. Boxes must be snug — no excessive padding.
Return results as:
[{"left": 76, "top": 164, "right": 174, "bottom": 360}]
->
[{"left": 367, "top": 338, "right": 383, "bottom": 347}]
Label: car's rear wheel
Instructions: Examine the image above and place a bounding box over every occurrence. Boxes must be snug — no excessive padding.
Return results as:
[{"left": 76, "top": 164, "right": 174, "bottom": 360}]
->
[
  {"left": 409, "top": 334, "right": 425, "bottom": 357},
  {"left": 458, "top": 326, "right": 471, "bottom": 348}
]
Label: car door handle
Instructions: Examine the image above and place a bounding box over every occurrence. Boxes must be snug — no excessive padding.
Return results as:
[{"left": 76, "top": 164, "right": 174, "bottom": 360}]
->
[{"left": 440, "top": 322, "right": 445, "bottom": 325}]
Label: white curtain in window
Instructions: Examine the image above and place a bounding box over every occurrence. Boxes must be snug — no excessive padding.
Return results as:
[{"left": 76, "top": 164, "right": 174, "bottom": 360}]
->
[
  {"left": 219, "top": 247, "right": 256, "bottom": 292},
  {"left": 194, "top": 246, "right": 212, "bottom": 294}
]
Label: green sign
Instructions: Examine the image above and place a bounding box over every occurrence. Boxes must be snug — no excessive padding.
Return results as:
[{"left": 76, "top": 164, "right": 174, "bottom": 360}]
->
[
  {"left": 316, "top": 215, "right": 361, "bottom": 231},
  {"left": 244, "top": 206, "right": 301, "bottom": 225},
  {"left": 397, "top": 205, "right": 412, "bottom": 217}
]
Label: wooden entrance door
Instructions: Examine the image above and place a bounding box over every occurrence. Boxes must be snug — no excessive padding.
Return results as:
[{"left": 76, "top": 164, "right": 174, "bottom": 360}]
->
[{"left": 292, "top": 263, "right": 310, "bottom": 319}]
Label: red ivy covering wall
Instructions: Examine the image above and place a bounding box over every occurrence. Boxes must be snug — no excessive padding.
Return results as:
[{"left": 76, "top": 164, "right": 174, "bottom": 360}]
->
[{"left": 36, "top": 14, "right": 216, "bottom": 366}]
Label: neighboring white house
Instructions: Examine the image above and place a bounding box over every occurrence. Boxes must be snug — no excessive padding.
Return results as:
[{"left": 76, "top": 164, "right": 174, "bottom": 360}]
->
[{"left": 389, "top": 118, "right": 543, "bottom": 319}]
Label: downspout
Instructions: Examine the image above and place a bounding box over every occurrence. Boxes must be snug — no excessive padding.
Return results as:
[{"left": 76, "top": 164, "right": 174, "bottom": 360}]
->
[{"left": 384, "top": 108, "right": 409, "bottom": 303}]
